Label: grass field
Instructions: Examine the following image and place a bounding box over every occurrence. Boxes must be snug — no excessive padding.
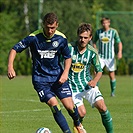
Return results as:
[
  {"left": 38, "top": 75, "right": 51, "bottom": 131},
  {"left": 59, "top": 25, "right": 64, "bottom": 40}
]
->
[{"left": 0, "top": 75, "right": 132, "bottom": 133}]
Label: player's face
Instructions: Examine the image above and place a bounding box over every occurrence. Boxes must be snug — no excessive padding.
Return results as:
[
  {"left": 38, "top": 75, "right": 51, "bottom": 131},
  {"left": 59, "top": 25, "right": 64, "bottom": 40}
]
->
[
  {"left": 43, "top": 21, "right": 58, "bottom": 37},
  {"left": 102, "top": 20, "right": 110, "bottom": 30},
  {"left": 78, "top": 31, "right": 92, "bottom": 48}
]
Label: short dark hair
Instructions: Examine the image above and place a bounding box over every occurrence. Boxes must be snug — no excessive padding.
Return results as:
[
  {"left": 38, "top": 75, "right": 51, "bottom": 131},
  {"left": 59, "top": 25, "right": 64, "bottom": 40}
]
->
[
  {"left": 77, "top": 23, "right": 92, "bottom": 36},
  {"left": 101, "top": 17, "right": 110, "bottom": 24},
  {"left": 42, "top": 12, "right": 58, "bottom": 24}
]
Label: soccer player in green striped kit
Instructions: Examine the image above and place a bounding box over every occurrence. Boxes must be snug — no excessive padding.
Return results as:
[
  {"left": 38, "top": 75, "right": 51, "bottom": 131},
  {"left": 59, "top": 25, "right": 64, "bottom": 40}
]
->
[
  {"left": 93, "top": 17, "right": 123, "bottom": 97},
  {"left": 68, "top": 23, "right": 113, "bottom": 133}
]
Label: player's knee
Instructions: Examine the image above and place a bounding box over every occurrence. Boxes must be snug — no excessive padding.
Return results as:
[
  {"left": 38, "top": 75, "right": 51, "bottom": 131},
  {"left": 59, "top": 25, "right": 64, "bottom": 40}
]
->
[
  {"left": 78, "top": 107, "right": 86, "bottom": 117},
  {"left": 80, "top": 109, "right": 86, "bottom": 117},
  {"left": 50, "top": 104, "right": 61, "bottom": 113},
  {"left": 97, "top": 104, "right": 107, "bottom": 112},
  {"left": 66, "top": 106, "right": 74, "bottom": 111},
  {"left": 95, "top": 100, "right": 107, "bottom": 112},
  {"left": 67, "top": 104, "right": 78, "bottom": 116},
  {"left": 64, "top": 103, "right": 75, "bottom": 111},
  {"left": 99, "top": 107, "right": 107, "bottom": 112}
]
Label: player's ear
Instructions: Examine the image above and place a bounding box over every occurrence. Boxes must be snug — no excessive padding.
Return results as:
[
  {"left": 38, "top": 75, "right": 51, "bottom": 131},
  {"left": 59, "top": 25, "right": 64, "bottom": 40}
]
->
[
  {"left": 89, "top": 35, "right": 92, "bottom": 41},
  {"left": 56, "top": 22, "right": 59, "bottom": 28}
]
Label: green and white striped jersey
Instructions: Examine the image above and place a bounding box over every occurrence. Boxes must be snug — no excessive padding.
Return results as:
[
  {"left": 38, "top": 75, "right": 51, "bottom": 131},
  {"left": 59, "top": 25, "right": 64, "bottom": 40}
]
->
[
  {"left": 68, "top": 42, "right": 102, "bottom": 93},
  {"left": 94, "top": 28, "right": 121, "bottom": 59}
]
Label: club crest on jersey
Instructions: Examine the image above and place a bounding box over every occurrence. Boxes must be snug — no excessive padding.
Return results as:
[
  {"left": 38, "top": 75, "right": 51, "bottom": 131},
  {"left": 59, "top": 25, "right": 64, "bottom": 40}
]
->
[
  {"left": 72, "top": 55, "right": 76, "bottom": 60},
  {"left": 38, "top": 50, "right": 57, "bottom": 58},
  {"left": 71, "top": 62, "right": 84, "bottom": 73},
  {"left": 52, "top": 41, "right": 59, "bottom": 48},
  {"left": 83, "top": 58, "right": 87, "bottom": 62}
]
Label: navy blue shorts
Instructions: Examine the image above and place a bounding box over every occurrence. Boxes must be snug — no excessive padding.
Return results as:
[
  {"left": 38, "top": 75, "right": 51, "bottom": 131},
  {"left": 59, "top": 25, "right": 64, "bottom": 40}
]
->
[{"left": 33, "top": 81, "right": 72, "bottom": 103}]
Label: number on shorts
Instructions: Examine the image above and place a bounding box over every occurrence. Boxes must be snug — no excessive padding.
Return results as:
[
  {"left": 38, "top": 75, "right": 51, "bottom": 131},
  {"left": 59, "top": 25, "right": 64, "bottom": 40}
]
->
[{"left": 39, "top": 90, "right": 44, "bottom": 97}]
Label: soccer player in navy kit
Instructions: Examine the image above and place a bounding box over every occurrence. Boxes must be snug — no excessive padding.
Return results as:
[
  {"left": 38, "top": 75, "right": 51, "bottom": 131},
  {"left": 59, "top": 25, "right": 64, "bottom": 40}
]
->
[{"left": 7, "top": 12, "right": 85, "bottom": 133}]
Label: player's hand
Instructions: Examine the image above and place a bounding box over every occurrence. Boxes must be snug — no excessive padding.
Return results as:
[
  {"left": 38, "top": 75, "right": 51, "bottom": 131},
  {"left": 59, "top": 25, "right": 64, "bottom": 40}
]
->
[
  {"left": 58, "top": 72, "right": 68, "bottom": 84},
  {"left": 7, "top": 67, "right": 16, "bottom": 80},
  {"left": 88, "top": 80, "right": 96, "bottom": 88}
]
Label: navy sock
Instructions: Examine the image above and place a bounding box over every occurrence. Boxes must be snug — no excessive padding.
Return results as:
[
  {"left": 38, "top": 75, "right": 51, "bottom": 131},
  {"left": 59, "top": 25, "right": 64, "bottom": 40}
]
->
[
  {"left": 67, "top": 105, "right": 80, "bottom": 126},
  {"left": 50, "top": 105, "right": 71, "bottom": 133}
]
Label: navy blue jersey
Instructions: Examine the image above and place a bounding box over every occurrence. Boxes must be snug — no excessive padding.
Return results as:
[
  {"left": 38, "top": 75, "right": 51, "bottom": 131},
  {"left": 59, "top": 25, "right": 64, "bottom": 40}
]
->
[{"left": 13, "top": 29, "right": 71, "bottom": 82}]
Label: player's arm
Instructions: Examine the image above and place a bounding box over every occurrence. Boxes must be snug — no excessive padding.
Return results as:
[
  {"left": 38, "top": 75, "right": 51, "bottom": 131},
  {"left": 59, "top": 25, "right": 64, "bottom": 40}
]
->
[
  {"left": 7, "top": 49, "right": 17, "bottom": 80},
  {"left": 7, "top": 35, "right": 33, "bottom": 80},
  {"left": 117, "top": 42, "right": 122, "bottom": 59},
  {"left": 59, "top": 58, "right": 72, "bottom": 84},
  {"left": 59, "top": 38, "right": 72, "bottom": 84},
  {"left": 88, "top": 71, "right": 102, "bottom": 87},
  {"left": 114, "top": 30, "right": 122, "bottom": 59},
  {"left": 88, "top": 50, "right": 102, "bottom": 87}
]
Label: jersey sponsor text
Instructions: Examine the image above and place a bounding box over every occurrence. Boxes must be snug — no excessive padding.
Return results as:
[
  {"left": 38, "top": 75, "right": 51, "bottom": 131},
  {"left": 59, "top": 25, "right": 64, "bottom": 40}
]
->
[
  {"left": 38, "top": 50, "right": 57, "bottom": 59},
  {"left": 71, "top": 62, "right": 84, "bottom": 73}
]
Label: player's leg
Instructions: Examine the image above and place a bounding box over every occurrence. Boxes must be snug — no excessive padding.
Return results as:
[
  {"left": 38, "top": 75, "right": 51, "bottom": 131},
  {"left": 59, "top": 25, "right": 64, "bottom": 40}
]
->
[
  {"left": 96, "top": 58, "right": 105, "bottom": 86},
  {"left": 109, "top": 71, "right": 116, "bottom": 96},
  {"left": 69, "top": 92, "right": 86, "bottom": 133},
  {"left": 77, "top": 105, "right": 86, "bottom": 123},
  {"left": 94, "top": 100, "right": 113, "bottom": 133},
  {"left": 72, "top": 105, "right": 86, "bottom": 133},
  {"left": 47, "top": 97, "right": 71, "bottom": 133},
  {"left": 61, "top": 97, "right": 86, "bottom": 133},
  {"left": 92, "top": 86, "right": 113, "bottom": 133},
  {"left": 53, "top": 81, "right": 86, "bottom": 133},
  {"left": 72, "top": 92, "right": 86, "bottom": 123},
  {"left": 106, "top": 58, "right": 116, "bottom": 96},
  {"left": 86, "top": 86, "right": 113, "bottom": 133},
  {"left": 33, "top": 81, "right": 71, "bottom": 133}
]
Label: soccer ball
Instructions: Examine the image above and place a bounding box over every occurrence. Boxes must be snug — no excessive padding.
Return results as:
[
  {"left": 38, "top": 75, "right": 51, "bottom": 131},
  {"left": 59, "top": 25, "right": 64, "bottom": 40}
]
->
[{"left": 36, "top": 127, "right": 52, "bottom": 133}]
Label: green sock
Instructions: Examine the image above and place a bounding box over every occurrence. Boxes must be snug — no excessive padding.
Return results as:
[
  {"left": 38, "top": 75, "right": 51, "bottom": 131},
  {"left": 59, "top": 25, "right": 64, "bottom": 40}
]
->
[
  {"left": 110, "top": 79, "right": 116, "bottom": 94},
  {"left": 79, "top": 116, "right": 84, "bottom": 124},
  {"left": 100, "top": 110, "right": 113, "bottom": 133}
]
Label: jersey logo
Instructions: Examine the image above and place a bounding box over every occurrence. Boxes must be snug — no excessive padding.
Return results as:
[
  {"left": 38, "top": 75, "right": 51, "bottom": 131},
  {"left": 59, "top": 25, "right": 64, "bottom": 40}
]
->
[
  {"left": 71, "top": 62, "right": 84, "bottom": 73},
  {"left": 61, "top": 88, "right": 71, "bottom": 95},
  {"left": 83, "top": 58, "right": 87, "bottom": 62},
  {"left": 18, "top": 41, "right": 25, "bottom": 48},
  {"left": 38, "top": 50, "right": 57, "bottom": 58},
  {"left": 101, "top": 37, "right": 109, "bottom": 43},
  {"left": 72, "top": 55, "right": 76, "bottom": 60},
  {"left": 52, "top": 41, "right": 59, "bottom": 48}
]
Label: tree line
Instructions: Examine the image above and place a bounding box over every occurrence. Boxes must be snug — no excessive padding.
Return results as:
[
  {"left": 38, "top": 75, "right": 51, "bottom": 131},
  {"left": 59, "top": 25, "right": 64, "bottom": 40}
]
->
[{"left": 0, "top": 0, "right": 133, "bottom": 75}]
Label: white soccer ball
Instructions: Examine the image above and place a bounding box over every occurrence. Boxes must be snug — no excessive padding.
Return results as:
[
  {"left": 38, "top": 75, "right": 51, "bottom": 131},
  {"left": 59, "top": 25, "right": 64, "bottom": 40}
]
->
[{"left": 36, "top": 127, "right": 52, "bottom": 133}]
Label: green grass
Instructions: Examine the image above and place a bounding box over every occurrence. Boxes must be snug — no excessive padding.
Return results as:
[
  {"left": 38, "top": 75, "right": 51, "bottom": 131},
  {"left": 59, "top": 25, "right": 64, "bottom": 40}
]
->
[{"left": 0, "top": 75, "right": 132, "bottom": 133}]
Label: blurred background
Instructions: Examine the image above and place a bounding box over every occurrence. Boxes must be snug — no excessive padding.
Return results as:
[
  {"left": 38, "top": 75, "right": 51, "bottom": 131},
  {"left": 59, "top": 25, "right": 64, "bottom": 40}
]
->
[{"left": 0, "top": 0, "right": 133, "bottom": 75}]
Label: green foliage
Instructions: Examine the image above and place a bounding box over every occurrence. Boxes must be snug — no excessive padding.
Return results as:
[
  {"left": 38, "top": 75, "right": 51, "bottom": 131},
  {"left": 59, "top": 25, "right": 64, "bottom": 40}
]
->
[
  {"left": 0, "top": 1, "right": 32, "bottom": 75},
  {"left": 0, "top": 0, "right": 133, "bottom": 75},
  {"left": 0, "top": 12, "right": 19, "bottom": 74},
  {"left": 14, "top": 50, "right": 32, "bottom": 75},
  {"left": 116, "top": 58, "right": 128, "bottom": 75},
  {"left": 40, "top": 0, "right": 106, "bottom": 42},
  {"left": 128, "top": 59, "right": 133, "bottom": 75}
]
